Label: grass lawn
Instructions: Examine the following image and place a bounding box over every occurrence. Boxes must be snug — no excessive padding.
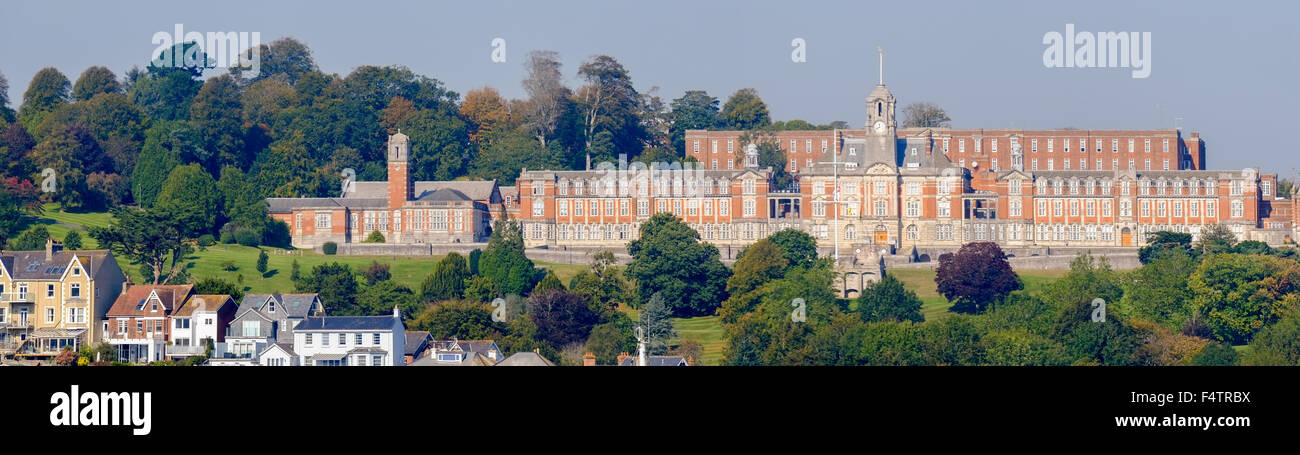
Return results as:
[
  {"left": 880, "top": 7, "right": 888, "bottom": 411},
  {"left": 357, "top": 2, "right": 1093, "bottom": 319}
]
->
[
  {"left": 888, "top": 268, "right": 1068, "bottom": 322},
  {"left": 15, "top": 203, "right": 115, "bottom": 250},
  {"left": 672, "top": 315, "right": 725, "bottom": 366}
]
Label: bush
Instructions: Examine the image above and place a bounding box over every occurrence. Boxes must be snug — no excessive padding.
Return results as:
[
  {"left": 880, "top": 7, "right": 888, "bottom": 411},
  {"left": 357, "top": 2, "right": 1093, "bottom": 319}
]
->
[
  {"left": 63, "top": 231, "right": 83, "bottom": 250},
  {"left": 262, "top": 219, "right": 292, "bottom": 249},
  {"left": 221, "top": 260, "right": 238, "bottom": 272},
  {"left": 197, "top": 234, "right": 216, "bottom": 247},
  {"left": 322, "top": 242, "right": 338, "bottom": 255},
  {"left": 219, "top": 224, "right": 238, "bottom": 244},
  {"left": 234, "top": 228, "right": 260, "bottom": 247},
  {"left": 364, "top": 230, "right": 386, "bottom": 243}
]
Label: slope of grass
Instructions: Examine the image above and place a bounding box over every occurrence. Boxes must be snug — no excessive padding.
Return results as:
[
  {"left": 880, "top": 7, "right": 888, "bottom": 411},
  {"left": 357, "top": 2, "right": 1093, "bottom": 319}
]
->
[
  {"left": 11, "top": 203, "right": 114, "bottom": 250},
  {"left": 887, "top": 268, "right": 1068, "bottom": 321},
  {"left": 672, "top": 315, "right": 725, "bottom": 366}
]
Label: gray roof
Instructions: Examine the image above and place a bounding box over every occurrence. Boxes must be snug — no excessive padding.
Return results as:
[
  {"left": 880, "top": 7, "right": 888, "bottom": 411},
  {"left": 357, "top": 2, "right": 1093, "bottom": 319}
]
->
[
  {"left": 266, "top": 197, "right": 388, "bottom": 214},
  {"left": 236, "top": 294, "right": 322, "bottom": 319},
  {"left": 494, "top": 351, "right": 555, "bottom": 366},
  {"left": 416, "top": 188, "right": 471, "bottom": 202},
  {"left": 343, "top": 180, "right": 501, "bottom": 203},
  {"left": 259, "top": 342, "right": 296, "bottom": 358},
  {"left": 294, "top": 315, "right": 398, "bottom": 331},
  {"left": 404, "top": 331, "right": 431, "bottom": 355},
  {"left": 0, "top": 249, "right": 114, "bottom": 281},
  {"left": 618, "top": 355, "right": 689, "bottom": 366}
]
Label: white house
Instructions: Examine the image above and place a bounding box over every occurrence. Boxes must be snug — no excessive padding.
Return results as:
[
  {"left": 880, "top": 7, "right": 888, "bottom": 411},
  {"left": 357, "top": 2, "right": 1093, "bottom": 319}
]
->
[
  {"left": 291, "top": 307, "right": 406, "bottom": 366},
  {"left": 258, "top": 343, "right": 298, "bottom": 366}
]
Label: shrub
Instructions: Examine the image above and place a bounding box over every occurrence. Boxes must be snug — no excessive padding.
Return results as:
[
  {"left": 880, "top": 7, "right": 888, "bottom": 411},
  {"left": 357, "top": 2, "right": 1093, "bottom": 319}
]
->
[
  {"left": 364, "top": 230, "right": 386, "bottom": 243},
  {"left": 262, "top": 219, "right": 292, "bottom": 248},
  {"left": 221, "top": 260, "right": 238, "bottom": 272},
  {"left": 235, "top": 228, "right": 260, "bottom": 247},
  {"left": 63, "top": 231, "right": 83, "bottom": 250},
  {"left": 322, "top": 242, "right": 338, "bottom": 255},
  {"left": 197, "top": 234, "right": 216, "bottom": 247},
  {"left": 219, "top": 224, "right": 238, "bottom": 244}
]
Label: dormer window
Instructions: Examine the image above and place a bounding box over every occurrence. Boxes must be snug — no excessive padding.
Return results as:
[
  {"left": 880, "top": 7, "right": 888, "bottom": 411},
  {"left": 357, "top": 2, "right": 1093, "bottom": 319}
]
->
[
  {"left": 268, "top": 301, "right": 276, "bottom": 313},
  {"left": 72, "top": 268, "right": 80, "bottom": 276},
  {"left": 151, "top": 302, "right": 158, "bottom": 312}
]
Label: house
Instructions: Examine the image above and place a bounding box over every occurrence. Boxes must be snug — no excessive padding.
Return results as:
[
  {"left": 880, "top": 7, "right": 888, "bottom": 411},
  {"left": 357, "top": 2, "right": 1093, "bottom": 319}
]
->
[
  {"left": 0, "top": 239, "right": 124, "bottom": 360},
  {"left": 167, "top": 294, "right": 236, "bottom": 359},
  {"left": 258, "top": 343, "right": 298, "bottom": 366},
  {"left": 102, "top": 284, "right": 193, "bottom": 363},
  {"left": 409, "top": 338, "right": 502, "bottom": 366},
  {"left": 209, "top": 293, "right": 324, "bottom": 366},
  {"left": 404, "top": 331, "right": 432, "bottom": 364},
  {"left": 291, "top": 307, "right": 405, "bottom": 366},
  {"left": 495, "top": 350, "right": 556, "bottom": 366}
]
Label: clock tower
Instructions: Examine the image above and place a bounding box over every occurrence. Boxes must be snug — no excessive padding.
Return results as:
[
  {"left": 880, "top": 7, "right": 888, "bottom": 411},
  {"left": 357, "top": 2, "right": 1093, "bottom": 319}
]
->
[{"left": 865, "top": 46, "right": 896, "bottom": 162}]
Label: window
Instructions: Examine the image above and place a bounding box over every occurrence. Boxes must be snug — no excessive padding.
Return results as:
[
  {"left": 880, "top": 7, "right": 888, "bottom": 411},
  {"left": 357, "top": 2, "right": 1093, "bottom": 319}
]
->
[
  {"left": 431, "top": 210, "right": 448, "bottom": 231},
  {"left": 905, "top": 182, "right": 920, "bottom": 195},
  {"left": 1037, "top": 200, "right": 1047, "bottom": 217},
  {"left": 1206, "top": 201, "right": 1217, "bottom": 217},
  {"left": 719, "top": 200, "right": 729, "bottom": 216},
  {"left": 1230, "top": 181, "right": 1243, "bottom": 196},
  {"left": 1010, "top": 200, "right": 1022, "bottom": 217},
  {"left": 693, "top": 140, "right": 699, "bottom": 153},
  {"left": 1070, "top": 200, "right": 1079, "bottom": 217},
  {"left": 306, "top": 334, "right": 313, "bottom": 345},
  {"left": 1120, "top": 200, "right": 1132, "bottom": 217},
  {"left": 1231, "top": 200, "right": 1244, "bottom": 218},
  {"left": 1086, "top": 200, "right": 1095, "bottom": 217},
  {"left": 316, "top": 212, "right": 331, "bottom": 229},
  {"left": 1141, "top": 200, "right": 1151, "bottom": 217},
  {"left": 637, "top": 200, "right": 649, "bottom": 216},
  {"left": 620, "top": 199, "right": 629, "bottom": 216},
  {"left": 688, "top": 200, "right": 699, "bottom": 216},
  {"left": 906, "top": 225, "right": 919, "bottom": 240},
  {"left": 1032, "top": 158, "right": 1038, "bottom": 171},
  {"left": 1189, "top": 201, "right": 1199, "bottom": 217},
  {"left": 905, "top": 200, "right": 920, "bottom": 217},
  {"left": 1102, "top": 200, "right": 1112, "bottom": 217},
  {"left": 242, "top": 321, "right": 259, "bottom": 337},
  {"left": 743, "top": 199, "right": 756, "bottom": 217},
  {"left": 47, "top": 283, "right": 55, "bottom": 298},
  {"left": 938, "top": 201, "right": 950, "bottom": 218},
  {"left": 70, "top": 283, "right": 80, "bottom": 298},
  {"left": 1263, "top": 180, "right": 1272, "bottom": 197},
  {"left": 65, "top": 307, "right": 85, "bottom": 324},
  {"left": 1173, "top": 201, "right": 1183, "bottom": 217},
  {"left": 605, "top": 200, "right": 615, "bottom": 217},
  {"left": 532, "top": 199, "right": 544, "bottom": 216},
  {"left": 558, "top": 200, "right": 568, "bottom": 217},
  {"left": 1053, "top": 200, "right": 1063, "bottom": 217},
  {"left": 175, "top": 318, "right": 190, "bottom": 329},
  {"left": 873, "top": 200, "right": 886, "bottom": 216}
]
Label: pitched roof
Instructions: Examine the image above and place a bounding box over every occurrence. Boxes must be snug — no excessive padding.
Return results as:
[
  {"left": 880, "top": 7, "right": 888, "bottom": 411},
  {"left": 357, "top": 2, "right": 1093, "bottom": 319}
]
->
[
  {"left": 0, "top": 249, "right": 114, "bottom": 280},
  {"left": 294, "top": 315, "right": 398, "bottom": 331},
  {"left": 236, "top": 294, "right": 322, "bottom": 318},
  {"left": 266, "top": 197, "right": 388, "bottom": 214},
  {"left": 343, "top": 180, "right": 501, "bottom": 203},
  {"left": 259, "top": 342, "right": 296, "bottom": 358},
  {"left": 409, "top": 351, "right": 495, "bottom": 366},
  {"left": 415, "top": 188, "right": 472, "bottom": 202},
  {"left": 106, "top": 284, "right": 195, "bottom": 317},
  {"left": 174, "top": 294, "right": 234, "bottom": 317},
  {"left": 404, "top": 331, "right": 431, "bottom": 356},
  {"left": 495, "top": 351, "right": 555, "bottom": 366}
]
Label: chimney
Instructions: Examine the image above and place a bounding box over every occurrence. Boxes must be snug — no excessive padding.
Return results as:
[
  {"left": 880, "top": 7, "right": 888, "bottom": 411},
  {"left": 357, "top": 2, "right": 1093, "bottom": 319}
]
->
[
  {"left": 582, "top": 352, "right": 596, "bottom": 366},
  {"left": 45, "top": 237, "right": 56, "bottom": 260},
  {"left": 392, "top": 305, "right": 400, "bottom": 320},
  {"left": 616, "top": 352, "right": 629, "bottom": 366},
  {"left": 585, "top": 153, "right": 591, "bottom": 171},
  {"left": 637, "top": 336, "right": 647, "bottom": 367}
]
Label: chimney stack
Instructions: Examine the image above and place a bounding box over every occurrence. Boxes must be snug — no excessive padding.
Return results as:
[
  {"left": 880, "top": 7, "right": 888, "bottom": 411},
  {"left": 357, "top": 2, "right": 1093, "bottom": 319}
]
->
[
  {"left": 45, "top": 238, "right": 57, "bottom": 260},
  {"left": 582, "top": 352, "right": 596, "bottom": 366}
]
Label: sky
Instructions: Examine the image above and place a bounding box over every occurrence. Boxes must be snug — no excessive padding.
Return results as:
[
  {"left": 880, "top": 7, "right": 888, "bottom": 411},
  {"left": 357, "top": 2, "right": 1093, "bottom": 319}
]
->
[{"left": 2, "top": 0, "right": 1296, "bottom": 176}]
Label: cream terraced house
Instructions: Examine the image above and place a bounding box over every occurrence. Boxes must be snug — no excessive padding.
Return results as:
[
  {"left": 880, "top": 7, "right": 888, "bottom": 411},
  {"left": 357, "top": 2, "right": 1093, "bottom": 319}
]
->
[{"left": 0, "top": 239, "right": 125, "bottom": 359}]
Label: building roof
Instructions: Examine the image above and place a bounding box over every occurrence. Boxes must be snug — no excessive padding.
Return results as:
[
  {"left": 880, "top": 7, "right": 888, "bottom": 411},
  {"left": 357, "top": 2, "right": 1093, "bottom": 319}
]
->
[
  {"left": 617, "top": 355, "right": 689, "bottom": 366},
  {"left": 106, "top": 284, "right": 194, "bottom": 317},
  {"left": 342, "top": 180, "right": 501, "bottom": 203},
  {"left": 174, "top": 294, "right": 234, "bottom": 317},
  {"left": 415, "top": 188, "right": 472, "bottom": 202},
  {"left": 266, "top": 197, "right": 388, "bottom": 214},
  {"left": 409, "top": 351, "right": 496, "bottom": 366},
  {"left": 494, "top": 351, "right": 556, "bottom": 366},
  {"left": 237, "top": 294, "right": 322, "bottom": 319},
  {"left": 404, "top": 331, "right": 431, "bottom": 356},
  {"left": 294, "top": 315, "right": 398, "bottom": 331},
  {"left": 0, "top": 249, "right": 114, "bottom": 281},
  {"left": 259, "top": 342, "right": 296, "bottom": 358}
]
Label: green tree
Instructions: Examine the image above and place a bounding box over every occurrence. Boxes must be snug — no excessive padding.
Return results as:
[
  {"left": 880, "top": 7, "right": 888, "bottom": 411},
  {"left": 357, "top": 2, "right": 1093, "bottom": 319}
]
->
[
  {"left": 89, "top": 206, "right": 192, "bottom": 284},
  {"left": 72, "top": 66, "right": 122, "bottom": 101},
  {"left": 533, "top": 270, "right": 565, "bottom": 294},
  {"left": 725, "top": 239, "right": 787, "bottom": 297},
  {"left": 132, "top": 121, "right": 192, "bottom": 206},
  {"left": 1138, "top": 231, "right": 1193, "bottom": 264},
  {"left": 720, "top": 88, "right": 770, "bottom": 131},
  {"left": 190, "top": 75, "right": 246, "bottom": 170},
  {"left": 1118, "top": 248, "right": 1198, "bottom": 330},
  {"left": 767, "top": 228, "right": 819, "bottom": 270},
  {"left": 639, "top": 292, "right": 676, "bottom": 354},
  {"left": 411, "top": 300, "right": 503, "bottom": 339},
  {"left": 230, "top": 37, "right": 319, "bottom": 87},
  {"left": 575, "top": 55, "right": 644, "bottom": 162},
  {"left": 155, "top": 164, "right": 221, "bottom": 235},
  {"left": 668, "top": 90, "right": 720, "bottom": 155},
  {"left": 626, "top": 213, "right": 730, "bottom": 317},
  {"left": 62, "top": 230, "right": 82, "bottom": 250},
  {"left": 420, "top": 253, "right": 469, "bottom": 302},
  {"left": 18, "top": 67, "right": 70, "bottom": 132},
  {"left": 10, "top": 225, "right": 50, "bottom": 250},
  {"left": 363, "top": 230, "right": 386, "bottom": 243},
  {"left": 362, "top": 260, "right": 391, "bottom": 285},
  {"left": 857, "top": 274, "right": 924, "bottom": 323},
  {"left": 1195, "top": 223, "right": 1236, "bottom": 255},
  {"left": 479, "top": 216, "right": 539, "bottom": 296},
  {"left": 528, "top": 290, "right": 600, "bottom": 349},
  {"left": 585, "top": 316, "right": 636, "bottom": 365},
  {"left": 1189, "top": 253, "right": 1300, "bottom": 344},
  {"left": 1191, "top": 342, "right": 1240, "bottom": 366},
  {"left": 294, "top": 262, "right": 359, "bottom": 315},
  {"left": 193, "top": 276, "right": 245, "bottom": 302},
  {"left": 217, "top": 165, "right": 269, "bottom": 232},
  {"left": 256, "top": 249, "right": 269, "bottom": 275},
  {"left": 357, "top": 280, "right": 420, "bottom": 319},
  {"left": 1241, "top": 311, "right": 1300, "bottom": 366},
  {"left": 463, "top": 275, "right": 500, "bottom": 302}
]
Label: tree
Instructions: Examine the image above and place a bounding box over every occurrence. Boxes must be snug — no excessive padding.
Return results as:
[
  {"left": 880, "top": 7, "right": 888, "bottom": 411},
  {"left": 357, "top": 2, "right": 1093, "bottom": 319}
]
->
[
  {"left": 479, "top": 216, "right": 539, "bottom": 296},
  {"left": 736, "top": 129, "right": 791, "bottom": 189},
  {"left": 294, "top": 262, "right": 359, "bottom": 315},
  {"left": 9, "top": 225, "right": 50, "bottom": 250},
  {"left": 857, "top": 274, "right": 924, "bottom": 323},
  {"left": 361, "top": 260, "right": 391, "bottom": 285},
  {"left": 357, "top": 280, "right": 420, "bottom": 319},
  {"left": 767, "top": 228, "right": 819, "bottom": 270},
  {"left": 132, "top": 121, "right": 192, "bottom": 206},
  {"left": 521, "top": 50, "right": 569, "bottom": 148},
  {"left": 1118, "top": 248, "right": 1198, "bottom": 330},
  {"left": 576, "top": 55, "right": 643, "bottom": 162},
  {"left": 217, "top": 165, "right": 269, "bottom": 232},
  {"left": 460, "top": 86, "right": 511, "bottom": 147},
  {"left": 398, "top": 106, "right": 473, "bottom": 181},
  {"left": 0, "top": 71, "right": 14, "bottom": 123},
  {"left": 420, "top": 253, "right": 468, "bottom": 301},
  {"left": 533, "top": 270, "right": 565, "bottom": 294},
  {"left": 626, "top": 213, "right": 731, "bottom": 317},
  {"left": 901, "top": 102, "right": 951, "bottom": 128},
  {"left": 669, "top": 90, "right": 720, "bottom": 155},
  {"left": 129, "top": 52, "right": 205, "bottom": 121},
  {"left": 935, "top": 242, "right": 1022, "bottom": 314},
  {"left": 411, "top": 300, "right": 503, "bottom": 339},
  {"left": 63, "top": 230, "right": 82, "bottom": 251},
  {"left": 1189, "top": 253, "right": 1300, "bottom": 344},
  {"left": 1195, "top": 223, "right": 1236, "bottom": 255},
  {"left": 256, "top": 249, "right": 270, "bottom": 275},
  {"left": 364, "top": 230, "right": 386, "bottom": 243},
  {"left": 528, "top": 290, "right": 600, "bottom": 349},
  {"left": 72, "top": 66, "right": 122, "bottom": 101},
  {"left": 1241, "top": 309, "right": 1300, "bottom": 365},
  {"left": 639, "top": 292, "right": 676, "bottom": 354},
  {"left": 0, "top": 190, "right": 25, "bottom": 247},
  {"left": 230, "top": 37, "right": 319, "bottom": 87},
  {"left": 720, "top": 88, "right": 770, "bottom": 131},
  {"left": 567, "top": 251, "right": 629, "bottom": 314},
  {"left": 463, "top": 275, "right": 500, "bottom": 302},
  {"left": 585, "top": 315, "right": 636, "bottom": 365},
  {"left": 1191, "top": 342, "right": 1239, "bottom": 366},
  {"left": 190, "top": 75, "right": 246, "bottom": 171},
  {"left": 1138, "top": 231, "right": 1193, "bottom": 264},
  {"left": 89, "top": 206, "right": 192, "bottom": 285},
  {"left": 19, "top": 67, "right": 70, "bottom": 132},
  {"left": 193, "top": 276, "right": 245, "bottom": 302},
  {"left": 154, "top": 164, "right": 221, "bottom": 235},
  {"left": 726, "top": 239, "right": 787, "bottom": 297}
]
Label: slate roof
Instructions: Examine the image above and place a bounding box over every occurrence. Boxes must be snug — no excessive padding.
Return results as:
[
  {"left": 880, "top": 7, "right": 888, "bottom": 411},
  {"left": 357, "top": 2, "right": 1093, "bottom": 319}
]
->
[
  {"left": 293, "top": 315, "right": 398, "bottom": 331},
  {"left": 106, "top": 284, "right": 194, "bottom": 317},
  {"left": 404, "top": 331, "right": 431, "bottom": 356},
  {"left": 617, "top": 355, "right": 689, "bottom": 366},
  {"left": 0, "top": 249, "right": 114, "bottom": 281},
  {"left": 343, "top": 180, "right": 501, "bottom": 203},
  {"left": 265, "top": 197, "right": 387, "bottom": 214},
  {"left": 494, "top": 351, "right": 556, "bottom": 366},
  {"left": 237, "top": 294, "right": 322, "bottom": 318},
  {"left": 409, "top": 351, "right": 495, "bottom": 366},
  {"left": 415, "top": 188, "right": 472, "bottom": 202},
  {"left": 259, "top": 342, "right": 296, "bottom": 358}
]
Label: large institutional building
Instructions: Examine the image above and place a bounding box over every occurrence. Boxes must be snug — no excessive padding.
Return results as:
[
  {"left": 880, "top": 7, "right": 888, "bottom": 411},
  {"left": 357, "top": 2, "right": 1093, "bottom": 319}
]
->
[{"left": 269, "top": 81, "right": 1295, "bottom": 259}]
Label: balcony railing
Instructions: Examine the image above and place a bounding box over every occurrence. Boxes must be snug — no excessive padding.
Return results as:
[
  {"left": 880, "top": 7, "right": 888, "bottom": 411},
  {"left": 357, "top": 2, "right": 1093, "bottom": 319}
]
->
[
  {"left": 166, "top": 344, "right": 206, "bottom": 356},
  {"left": 0, "top": 293, "right": 32, "bottom": 303}
]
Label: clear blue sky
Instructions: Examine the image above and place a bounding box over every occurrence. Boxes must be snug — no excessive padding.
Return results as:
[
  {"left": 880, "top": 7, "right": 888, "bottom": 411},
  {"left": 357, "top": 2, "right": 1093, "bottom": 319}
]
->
[{"left": 2, "top": 0, "right": 1296, "bottom": 176}]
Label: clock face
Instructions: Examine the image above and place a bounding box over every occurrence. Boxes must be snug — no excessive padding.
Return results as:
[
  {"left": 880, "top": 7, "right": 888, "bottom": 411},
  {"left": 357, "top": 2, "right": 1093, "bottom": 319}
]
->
[{"left": 873, "top": 121, "right": 885, "bottom": 132}]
